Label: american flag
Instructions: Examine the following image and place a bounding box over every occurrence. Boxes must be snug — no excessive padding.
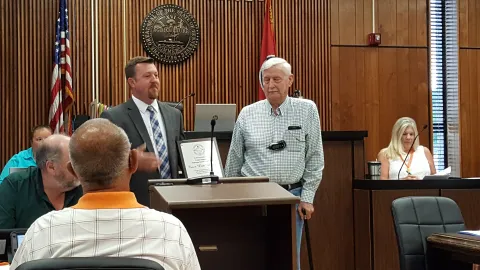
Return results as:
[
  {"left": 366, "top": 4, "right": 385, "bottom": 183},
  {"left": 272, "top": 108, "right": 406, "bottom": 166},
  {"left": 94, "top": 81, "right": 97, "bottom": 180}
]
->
[{"left": 49, "top": 0, "right": 74, "bottom": 134}]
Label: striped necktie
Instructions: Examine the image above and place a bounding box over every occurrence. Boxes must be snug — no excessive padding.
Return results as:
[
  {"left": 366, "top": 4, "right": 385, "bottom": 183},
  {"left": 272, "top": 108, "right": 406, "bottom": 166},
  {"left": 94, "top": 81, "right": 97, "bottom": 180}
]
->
[{"left": 147, "top": 105, "right": 171, "bottom": 179}]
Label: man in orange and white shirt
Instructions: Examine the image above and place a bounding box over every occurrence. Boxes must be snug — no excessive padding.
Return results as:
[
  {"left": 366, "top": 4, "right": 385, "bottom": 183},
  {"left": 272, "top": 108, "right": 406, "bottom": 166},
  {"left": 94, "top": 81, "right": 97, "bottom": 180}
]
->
[{"left": 11, "top": 119, "right": 200, "bottom": 270}]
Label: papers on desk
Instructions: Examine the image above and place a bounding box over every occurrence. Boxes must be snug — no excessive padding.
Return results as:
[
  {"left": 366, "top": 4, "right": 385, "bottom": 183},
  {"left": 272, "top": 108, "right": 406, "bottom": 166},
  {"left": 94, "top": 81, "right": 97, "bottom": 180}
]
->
[
  {"left": 458, "top": 230, "right": 480, "bottom": 237},
  {"left": 434, "top": 166, "right": 451, "bottom": 176},
  {"left": 0, "top": 265, "right": 9, "bottom": 270}
]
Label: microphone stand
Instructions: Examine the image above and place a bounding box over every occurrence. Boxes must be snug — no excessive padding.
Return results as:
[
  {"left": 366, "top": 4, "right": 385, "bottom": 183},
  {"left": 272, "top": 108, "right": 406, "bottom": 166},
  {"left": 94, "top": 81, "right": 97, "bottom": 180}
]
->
[
  {"left": 210, "top": 117, "right": 216, "bottom": 176},
  {"left": 397, "top": 125, "right": 428, "bottom": 180},
  {"left": 174, "top": 92, "right": 195, "bottom": 108}
]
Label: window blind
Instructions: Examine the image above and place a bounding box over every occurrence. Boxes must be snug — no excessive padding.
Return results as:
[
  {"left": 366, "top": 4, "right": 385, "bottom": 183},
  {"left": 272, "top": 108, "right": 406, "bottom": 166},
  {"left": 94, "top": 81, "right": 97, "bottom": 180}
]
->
[{"left": 429, "top": 0, "right": 460, "bottom": 176}]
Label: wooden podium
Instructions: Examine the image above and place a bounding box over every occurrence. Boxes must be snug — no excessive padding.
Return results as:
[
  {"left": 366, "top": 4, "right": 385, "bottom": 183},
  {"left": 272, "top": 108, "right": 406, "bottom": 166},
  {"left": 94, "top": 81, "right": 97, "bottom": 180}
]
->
[{"left": 149, "top": 182, "right": 299, "bottom": 270}]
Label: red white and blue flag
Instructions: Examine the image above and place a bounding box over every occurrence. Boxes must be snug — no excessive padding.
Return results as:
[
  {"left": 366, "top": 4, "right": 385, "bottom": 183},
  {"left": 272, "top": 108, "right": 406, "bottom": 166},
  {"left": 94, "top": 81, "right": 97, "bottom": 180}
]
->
[{"left": 49, "top": 0, "right": 74, "bottom": 134}]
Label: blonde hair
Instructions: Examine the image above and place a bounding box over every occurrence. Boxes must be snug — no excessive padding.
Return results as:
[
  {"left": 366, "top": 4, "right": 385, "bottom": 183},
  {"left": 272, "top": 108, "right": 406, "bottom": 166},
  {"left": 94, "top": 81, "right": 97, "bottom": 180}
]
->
[{"left": 381, "top": 117, "right": 420, "bottom": 160}]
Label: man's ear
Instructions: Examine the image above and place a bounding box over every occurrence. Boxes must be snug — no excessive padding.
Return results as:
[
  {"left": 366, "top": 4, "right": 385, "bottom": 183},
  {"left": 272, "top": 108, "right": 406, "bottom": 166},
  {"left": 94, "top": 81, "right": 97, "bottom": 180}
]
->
[
  {"left": 46, "top": 160, "right": 56, "bottom": 173},
  {"left": 129, "top": 149, "right": 139, "bottom": 174},
  {"left": 288, "top": 74, "right": 294, "bottom": 87},
  {"left": 127, "top": 77, "right": 135, "bottom": 89},
  {"left": 67, "top": 162, "right": 78, "bottom": 178}
]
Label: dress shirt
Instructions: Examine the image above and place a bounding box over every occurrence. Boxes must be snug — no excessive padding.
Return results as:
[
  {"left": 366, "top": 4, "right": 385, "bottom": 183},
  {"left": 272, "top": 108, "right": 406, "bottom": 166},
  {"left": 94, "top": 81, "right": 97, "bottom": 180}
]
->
[
  {"left": 132, "top": 95, "right": 169, "bottom": 158},
  {"left": 10, "top": 192, "right": 200, "bottom": 270},
  {"left": 224, "top": 97, "right": 324, "bottom": 203},
  {"left": 0, "top": 167, "right": 82, "bottom": 229},
  {"left": 0, "top": 147, "right": 37, "bottom": 183}
]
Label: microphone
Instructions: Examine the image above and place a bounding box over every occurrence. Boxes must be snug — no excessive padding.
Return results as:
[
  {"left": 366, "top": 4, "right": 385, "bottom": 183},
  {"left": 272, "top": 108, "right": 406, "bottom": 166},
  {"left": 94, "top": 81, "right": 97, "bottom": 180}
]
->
[
  {"left": 397, "top": 124, "right": 428, "bottom": 180},
  {"left": 210, "top": 115, "right": 218, "bottom": 176},
  {"left": 173, "top": 92, "right": 195, "bottom": 108},
  {"left": 185, "top": 115, "right": 220, "bottom": 185}
]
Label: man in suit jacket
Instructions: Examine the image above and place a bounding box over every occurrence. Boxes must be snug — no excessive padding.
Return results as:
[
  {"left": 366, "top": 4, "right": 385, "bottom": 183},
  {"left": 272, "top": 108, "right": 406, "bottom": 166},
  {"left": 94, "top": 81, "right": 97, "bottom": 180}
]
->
[{"left": 101, "top": 56, "right": 185, "bottom": 206}]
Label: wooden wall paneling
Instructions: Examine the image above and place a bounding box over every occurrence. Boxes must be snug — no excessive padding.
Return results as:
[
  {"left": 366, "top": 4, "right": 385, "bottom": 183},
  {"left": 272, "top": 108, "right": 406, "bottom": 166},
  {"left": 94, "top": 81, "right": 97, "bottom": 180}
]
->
[
  {"left": 378, "top": 0, "right": 396, "bottom": 46},
  {"left": 330, "top": 47, "right": 341, "bottom": 125},
  {"left": 354, "top": 140, "right": 367, "bottom": 178},
  {"left": 355, "top": 0, "right": 365, "bottom": 45},
  {"left": 338, "top": 0, "right": 356, "bottom": 45},
  {"left": 459, "top": 50, "right": 470, "bottom": 176},
  {"left": 300, "top": 141, "right": 355, "bottom": 270},
  {"left": 396, "top": 0, "right": 409, "bottom": 45},
  {"left": 0, "top": 0, "right": 58, "bottom": 166},
  {"left": 458, "top": 0, "right": 468, "bottom": 47},
  {"left": 458, "top": 0, "right": 480, "bottom": 177},
  {"left": 364, "top": 48, "right": 380, "bottom": 161},
  {"left": 0, "top": 0, "right": 17, "bottom": 166},
  {"left": 467, "top": 0, "right": 477, "bottom": 47},
  {"left": 378, "top": 48, "right": 398, "bottom": 132},
  {"left": 331, "top": 0, "right": 429, "bottom": 162},
  {"left": 441, "top": 189, "right": 480, "bottom": 230},
  {"left": 354, "top": 189, "right": 372, "bottom": 270},
  {"left": 1, "top": 0, "right": 329, "bottom": 173},
  {"left": 330, "top": 0, "right": 340, "bottom": 45},
  {"left": 356, "top": 48, "right": 367, "bottom": 131},
  {"left": 408, "top": 0, "right": 417, "bottom": 45},
  {"left": 416, "top": 0, "right": 427, "bottom": 46},
  {"left": 332, "top": 0, "right": 427, "bottom": 46},
  {"left": 459, "top": 50, "right": 480, "bottom": 177},
  {"left": 396, "top": 49, "right": 410, "bottom": 113}
]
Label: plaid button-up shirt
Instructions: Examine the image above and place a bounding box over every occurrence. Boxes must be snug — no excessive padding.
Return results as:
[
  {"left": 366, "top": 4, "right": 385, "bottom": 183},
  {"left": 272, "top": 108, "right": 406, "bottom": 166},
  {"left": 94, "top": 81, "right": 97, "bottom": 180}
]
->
[
  {"left": 224, "top": 97, "right": 324, "bottom": 203},
  {"left": 10, "top": 192, "right": 200, "bottom": 270}
]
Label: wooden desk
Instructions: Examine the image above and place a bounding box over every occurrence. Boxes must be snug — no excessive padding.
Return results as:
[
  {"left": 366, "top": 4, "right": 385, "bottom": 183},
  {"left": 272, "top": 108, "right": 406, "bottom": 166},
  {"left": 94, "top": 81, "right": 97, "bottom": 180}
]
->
[
  {"left": 354, "top": 180, "right": 480, "bottom": 270},
  {"left": 427, "top": 233, "right": 480, "bottom": 270},
  {"left": 149, "top": 182, "right": 299, "bottom": 270}
]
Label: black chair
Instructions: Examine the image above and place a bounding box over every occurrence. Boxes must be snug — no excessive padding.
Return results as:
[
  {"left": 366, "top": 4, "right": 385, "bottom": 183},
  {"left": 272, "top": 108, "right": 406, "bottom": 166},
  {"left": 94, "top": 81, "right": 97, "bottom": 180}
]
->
[
  {"left": 391, "top": 196, "right": 466, "bottom": 270},
  {"left": 16, "top": 257, "right": 165, "bottom": 270}
]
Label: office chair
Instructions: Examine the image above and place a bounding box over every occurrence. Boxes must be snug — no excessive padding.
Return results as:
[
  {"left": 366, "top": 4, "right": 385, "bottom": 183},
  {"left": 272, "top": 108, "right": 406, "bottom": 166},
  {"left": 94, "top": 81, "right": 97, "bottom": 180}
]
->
[
  {"left": 391, "top": 196, "right": 467, "bottom": 270},
  {"left": 16, "top": 257, "right": 165, "bottom": 270}
]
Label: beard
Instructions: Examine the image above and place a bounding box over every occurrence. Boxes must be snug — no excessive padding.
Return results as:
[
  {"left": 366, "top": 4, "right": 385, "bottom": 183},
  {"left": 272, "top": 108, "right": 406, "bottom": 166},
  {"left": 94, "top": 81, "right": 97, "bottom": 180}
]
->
[
  {"left": 147, "top": 84, "right": 160, "bottom": 99},
  {"left": 55, "top": 170, "right": 80, "bottom": 191}
]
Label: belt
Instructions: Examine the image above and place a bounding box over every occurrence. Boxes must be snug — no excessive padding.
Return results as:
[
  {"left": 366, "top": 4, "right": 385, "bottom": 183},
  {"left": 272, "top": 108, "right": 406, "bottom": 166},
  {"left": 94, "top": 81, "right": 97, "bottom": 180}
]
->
[{"left": 280, "top": 182, "right": 302, "bottom": 191}]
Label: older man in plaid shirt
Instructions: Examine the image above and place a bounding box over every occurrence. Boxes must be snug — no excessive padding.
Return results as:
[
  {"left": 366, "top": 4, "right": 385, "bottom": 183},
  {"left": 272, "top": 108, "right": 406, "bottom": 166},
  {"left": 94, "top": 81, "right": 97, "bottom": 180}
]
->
[{"left": 225, "top": 56, "right": 324, "bottom": 270}]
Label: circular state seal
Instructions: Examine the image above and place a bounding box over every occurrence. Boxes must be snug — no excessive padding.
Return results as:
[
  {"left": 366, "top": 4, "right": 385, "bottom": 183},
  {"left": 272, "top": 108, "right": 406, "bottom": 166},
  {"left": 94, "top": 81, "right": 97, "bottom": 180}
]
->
[
  {"left": 140, "top": 4, "right": 200, "bottom": 64},
  {"left": 193, "top": 144, "right": 205, "bottom": 156}
]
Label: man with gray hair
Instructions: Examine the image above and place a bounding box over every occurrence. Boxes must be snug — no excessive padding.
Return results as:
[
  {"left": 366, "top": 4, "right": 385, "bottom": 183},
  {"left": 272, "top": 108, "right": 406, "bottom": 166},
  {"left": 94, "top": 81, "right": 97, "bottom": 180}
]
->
[
  {"left": 0, "top": 134, "right": 82, "bottom": 229},
  {"left": 11, "top": 119, "right": 200, "bottom": 270},
  {"left": 225, "top": 56, "right": 324, "bottom": 269}
]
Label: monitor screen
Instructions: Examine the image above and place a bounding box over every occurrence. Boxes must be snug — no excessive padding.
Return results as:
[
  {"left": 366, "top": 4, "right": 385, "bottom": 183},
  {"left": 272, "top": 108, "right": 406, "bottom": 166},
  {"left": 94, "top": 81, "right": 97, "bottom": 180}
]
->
[{"left": 16, "top": 235, "right": 24, "bottom": 247}]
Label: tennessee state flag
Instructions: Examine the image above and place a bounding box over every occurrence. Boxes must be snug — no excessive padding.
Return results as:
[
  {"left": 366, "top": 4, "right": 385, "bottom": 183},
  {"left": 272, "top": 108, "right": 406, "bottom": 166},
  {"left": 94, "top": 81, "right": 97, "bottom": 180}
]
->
[{"left": 258, "top": 0, "right": 277, "bottom": 100}]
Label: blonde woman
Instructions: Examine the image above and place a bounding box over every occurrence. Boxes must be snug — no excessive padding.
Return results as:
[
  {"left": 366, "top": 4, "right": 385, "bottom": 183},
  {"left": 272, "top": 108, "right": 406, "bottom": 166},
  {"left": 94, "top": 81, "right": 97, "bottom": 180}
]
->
[{"left": 378, "top": 117, "right": 436, "bottom": 180}]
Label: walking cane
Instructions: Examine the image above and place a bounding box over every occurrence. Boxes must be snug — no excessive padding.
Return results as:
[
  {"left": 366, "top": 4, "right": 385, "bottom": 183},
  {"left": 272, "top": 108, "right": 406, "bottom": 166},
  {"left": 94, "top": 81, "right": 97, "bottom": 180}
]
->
[{"left": 302, "top": 209, "right": 314, "bottom": 270}]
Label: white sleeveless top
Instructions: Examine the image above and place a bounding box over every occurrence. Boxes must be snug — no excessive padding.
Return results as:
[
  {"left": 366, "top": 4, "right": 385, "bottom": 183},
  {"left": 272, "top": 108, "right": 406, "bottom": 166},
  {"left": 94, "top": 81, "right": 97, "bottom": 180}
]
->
[{"left": 388, "top": 145, "right": 431, "bottom": 180}]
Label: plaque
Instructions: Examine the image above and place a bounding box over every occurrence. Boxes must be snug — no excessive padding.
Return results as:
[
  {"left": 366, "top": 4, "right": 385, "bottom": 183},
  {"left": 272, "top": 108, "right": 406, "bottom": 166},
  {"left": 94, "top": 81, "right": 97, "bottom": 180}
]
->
[
  {"left": 178, "top": 138, "right": 224, "bottom": 178},
  {"left": 140, "top": 4, "right": 200, "bottom": 64}
]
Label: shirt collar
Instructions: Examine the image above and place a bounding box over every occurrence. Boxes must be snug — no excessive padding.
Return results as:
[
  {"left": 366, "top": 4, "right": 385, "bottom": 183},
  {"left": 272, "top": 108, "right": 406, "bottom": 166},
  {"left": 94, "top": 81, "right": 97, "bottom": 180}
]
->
[
  {"left": 19, "top": 148, "right": 34, "bottom": 161},
  {"left": 265, "top": 96, "right": 291, "bottom": 116},
  {"left": 72, "top": 192, "right": 145, "bottom": 209},
  {"left": 131, "top": 95, "right": 159, "bottom": 114}
]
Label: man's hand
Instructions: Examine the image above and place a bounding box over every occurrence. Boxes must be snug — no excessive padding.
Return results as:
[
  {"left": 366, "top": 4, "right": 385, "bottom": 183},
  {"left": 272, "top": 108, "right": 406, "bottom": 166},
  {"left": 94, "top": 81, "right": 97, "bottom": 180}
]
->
[
  {"left": 298, "top": 202, "right": 314, "bottom": 220},
  {"left": 135, "top": 144, "right": 160, "bottom": 172}
]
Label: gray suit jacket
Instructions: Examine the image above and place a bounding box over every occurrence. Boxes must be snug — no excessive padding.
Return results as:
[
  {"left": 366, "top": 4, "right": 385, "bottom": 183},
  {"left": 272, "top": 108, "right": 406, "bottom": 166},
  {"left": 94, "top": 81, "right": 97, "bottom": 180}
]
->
[{"left": 100, "top": 99, "right": 185, "bottom": 206}]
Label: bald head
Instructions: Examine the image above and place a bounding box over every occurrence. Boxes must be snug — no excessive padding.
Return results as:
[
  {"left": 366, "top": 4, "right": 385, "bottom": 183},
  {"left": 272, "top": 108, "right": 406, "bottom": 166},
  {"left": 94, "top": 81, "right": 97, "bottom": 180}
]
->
[
  {"left": 36, "top": 134, "right": 70, "bottom": 170},
  {"left": 69, "top": 119, "right": 134, "bottom": 190}
]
